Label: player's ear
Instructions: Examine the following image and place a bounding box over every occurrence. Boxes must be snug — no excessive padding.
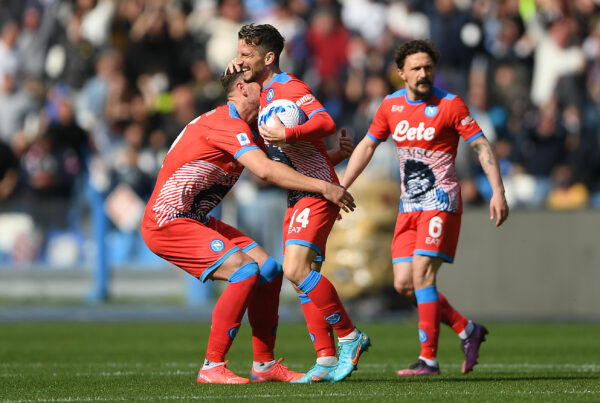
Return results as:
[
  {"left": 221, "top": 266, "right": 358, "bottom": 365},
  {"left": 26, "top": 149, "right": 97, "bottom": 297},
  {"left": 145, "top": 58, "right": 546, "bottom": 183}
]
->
[
  {"left": 237, "top": 80, "right": 246, "bottom": 95},
  {"left": 264, "top": 51, "right": 276, "bottom": 66},
  {"left": 397, "top": 67, "right": 406, "bottom": 81}
]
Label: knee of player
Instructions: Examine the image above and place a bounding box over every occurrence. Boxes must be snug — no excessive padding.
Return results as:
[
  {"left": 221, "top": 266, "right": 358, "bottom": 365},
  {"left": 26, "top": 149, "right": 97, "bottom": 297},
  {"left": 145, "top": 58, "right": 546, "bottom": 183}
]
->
[
  {"left": 394, "top": 280, "right": 415, "bottom": 300},
  {"left": 228, "top": 260, "right": 260, "bottom": 284},
  {"left": 258, "top": 257, "right": 283, "bottom": 285},
  {"left": 282, "top": 262, "right": 312, "bottom": 286}
]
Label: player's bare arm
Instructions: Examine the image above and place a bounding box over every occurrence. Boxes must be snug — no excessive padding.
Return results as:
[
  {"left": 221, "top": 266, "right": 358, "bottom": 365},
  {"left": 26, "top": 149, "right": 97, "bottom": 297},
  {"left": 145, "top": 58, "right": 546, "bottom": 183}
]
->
[
  {"left": 238, "top": 148, "right": 355, "bottom": 212},
  {"left": 340, "top": 135, "right": 380, "bottom": 189},
  {"left": 328, "top": 128, "right": 354, "bottom": 166},
  {"left": 470, "top": 136, "right": 509, "bottom": 227}
]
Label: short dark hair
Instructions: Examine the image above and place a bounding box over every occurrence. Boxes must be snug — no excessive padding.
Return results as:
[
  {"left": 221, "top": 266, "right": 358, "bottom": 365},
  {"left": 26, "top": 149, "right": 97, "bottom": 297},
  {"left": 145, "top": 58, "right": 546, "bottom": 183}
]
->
[
  {"left": 394, "top": 40, "right": 440, "bottom": 69},
  {"left": 238, "top": 23, "right": 285, "bottom": 63},
  {"left": 220, "top": 69, "right": 244, "bottom": 94}
]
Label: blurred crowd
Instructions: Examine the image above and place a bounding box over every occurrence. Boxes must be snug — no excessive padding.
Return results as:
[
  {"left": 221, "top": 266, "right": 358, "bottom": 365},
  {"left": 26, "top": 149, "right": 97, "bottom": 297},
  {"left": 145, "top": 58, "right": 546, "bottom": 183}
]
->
[{"left": 0, "top": 0, "right": 599, "bottom": 265}]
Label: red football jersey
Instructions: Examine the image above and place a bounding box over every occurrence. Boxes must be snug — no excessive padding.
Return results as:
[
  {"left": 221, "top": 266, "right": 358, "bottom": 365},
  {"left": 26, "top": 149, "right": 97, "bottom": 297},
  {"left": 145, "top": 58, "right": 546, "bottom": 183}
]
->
[
  {"left": 367, "top": 87, "right": 483, "bottom": 214},
  {"left": 261, "top": 72, "right": 338, "bottom": 206},
  {"left": 143, "top": 103, "right": 262, "bottom": 227}
]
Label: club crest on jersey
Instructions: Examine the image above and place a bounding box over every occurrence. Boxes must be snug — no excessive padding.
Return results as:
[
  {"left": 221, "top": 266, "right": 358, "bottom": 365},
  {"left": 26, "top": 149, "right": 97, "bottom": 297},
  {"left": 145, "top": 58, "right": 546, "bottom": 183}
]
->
[
  {"left": 325, "top": 312, "right": 342, "bottom": 325},
  {"left": 228, "top": 326, "right": 239, "bottom": 339},
  {"left": 424, "top": 104, "right": 438, "bottom": 117},
  {"left": 266, "top": 88, "right": 275, "bottom": 102},
  {"left": 236, "top": 132, "right": 250, "bottom": 146},
  {"left": 210, "top": 239, "right": 225, "bottom": 252}
]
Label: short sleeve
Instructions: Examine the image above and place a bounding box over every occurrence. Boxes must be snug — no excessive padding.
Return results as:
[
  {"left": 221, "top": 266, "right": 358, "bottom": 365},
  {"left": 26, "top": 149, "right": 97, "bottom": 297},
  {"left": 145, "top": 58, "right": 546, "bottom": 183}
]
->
[{"left": 366, "top": 99, "right": 391, "bottom": 142}]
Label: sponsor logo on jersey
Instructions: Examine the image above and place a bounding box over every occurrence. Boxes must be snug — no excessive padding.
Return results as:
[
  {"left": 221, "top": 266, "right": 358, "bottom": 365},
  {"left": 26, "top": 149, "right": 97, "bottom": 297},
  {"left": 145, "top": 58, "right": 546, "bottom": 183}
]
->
[
  {"left": 461, "top": 115, "right": 475, "bottom": 126},
  {"left": 236, "top": 132, "right": 250, "bottom": 146},
  {"left": 266, "top": 88, "right": 275, "bottom": 102},
  {"left": 392, "top": 105, "right": 404, "bottom": 112},
  {"left": 210, "top": 239, "right": 225, "bottom": 252},
  {"left": 424, "top": 104, "right": 438, "bottom": 117},
  {"left": 296, "top": 94, "right": 315, "bottom": 106},
  {"left": 392, "top": 120, "right": 436, "bottom": 142}
]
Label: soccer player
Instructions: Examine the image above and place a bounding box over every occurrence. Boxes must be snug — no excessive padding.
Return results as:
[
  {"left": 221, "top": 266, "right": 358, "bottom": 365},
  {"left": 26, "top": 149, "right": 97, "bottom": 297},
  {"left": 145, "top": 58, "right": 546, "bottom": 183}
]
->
[
  {"left": 341, "top": 40, "right": 509, "bottom": 376},
  {"left": 228, "top": 23, "right": 370, "bottom": 383},
  {"left": 141, "top": 69, "right": 356, "bottom": 384}
]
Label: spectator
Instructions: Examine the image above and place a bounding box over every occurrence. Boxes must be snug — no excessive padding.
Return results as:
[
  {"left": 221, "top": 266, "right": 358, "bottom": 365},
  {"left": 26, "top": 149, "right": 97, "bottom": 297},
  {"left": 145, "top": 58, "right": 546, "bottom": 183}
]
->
[{"left": 529, "top": 16, "right": 585, "bottom": 108}]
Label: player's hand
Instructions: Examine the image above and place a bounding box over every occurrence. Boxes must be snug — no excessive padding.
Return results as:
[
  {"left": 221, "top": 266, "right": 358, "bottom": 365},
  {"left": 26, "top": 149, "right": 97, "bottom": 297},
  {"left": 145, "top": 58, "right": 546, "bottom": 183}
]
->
[
  {"left": 489, "top": 191, "right": 509, "bottom": 227},
  {"left": 323, "top": 183, "right": 355, "bottom": 213},
  {"left": 259, "top": 114, "right": 287, "bottom": 147},
  {"left": 337, "top": 128, "right": 354, "bottom": 160},
  {"left": 226, "top": 58, "right": 244, "bottom": 74}
]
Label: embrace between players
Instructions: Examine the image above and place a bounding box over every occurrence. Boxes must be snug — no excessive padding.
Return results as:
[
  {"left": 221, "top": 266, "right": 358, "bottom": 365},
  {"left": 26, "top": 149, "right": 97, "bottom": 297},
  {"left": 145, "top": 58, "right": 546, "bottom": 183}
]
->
[{"left": 141, "top": 23, "right": 509, "bottom": 384}]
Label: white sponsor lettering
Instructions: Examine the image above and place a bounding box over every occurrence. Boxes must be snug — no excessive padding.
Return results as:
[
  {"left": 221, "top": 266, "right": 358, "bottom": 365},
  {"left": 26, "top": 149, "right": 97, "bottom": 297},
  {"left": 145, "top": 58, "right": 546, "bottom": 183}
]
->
[
  {"left": 425, "top": 237, "right": 441, "bottom": 245},
  {"left": 461, "top": 115, "right": 475, "bottom": 126},
  {"left": 392, "top": 105, "right": 404, "bottom": 112},
  {"left": 392, "top": 120, "right": 436, "bottom": 142},
  {"left": 296, "top": 94, "right": 315, "bottom": 106}
]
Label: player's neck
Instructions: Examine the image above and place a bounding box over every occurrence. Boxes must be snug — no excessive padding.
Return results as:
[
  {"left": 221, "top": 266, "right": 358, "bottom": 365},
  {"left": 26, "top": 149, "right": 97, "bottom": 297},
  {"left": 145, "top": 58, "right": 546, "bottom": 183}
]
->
[
  {"left": 230, "top": 100, "right": 257, "bottom": 124},
  {"left": 406, "top": 89, "right": 432, "bottom": 102},
  {"left": 260, "top": 66, "right": 281, "bottom": 88}
]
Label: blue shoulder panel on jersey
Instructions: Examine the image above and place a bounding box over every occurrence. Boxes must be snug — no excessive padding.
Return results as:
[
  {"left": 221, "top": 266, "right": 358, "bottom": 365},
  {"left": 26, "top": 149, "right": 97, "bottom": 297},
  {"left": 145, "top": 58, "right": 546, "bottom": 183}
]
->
[
  {"left": 366, "top": 132, "right": 386, "bottom": 142},
  {"left": 465, "top": 131, "right": 484, "bottom": 143},
  {"left": 307, "top": 108, "right": 327, "bottom": 119},
  {"left": 202, "top": 246, "right": 240, "bottom": 282},
  {"left": 415, "top": 285, "right": 439, "bottom": 304},
  {"left": 432, "top": 87, "right": 456, "bottom": 100},
  {"left": 228, "top": 102, "right": 241, "bottom": 119},
  {"left": 234, "top": 145, "right": 259, "bottom": 160},
  {"left": 264, "top": 72, "right": 293, "bottom": 89},
  {"left": 387, "top": 88, "right": 407, "bottom": 99}
]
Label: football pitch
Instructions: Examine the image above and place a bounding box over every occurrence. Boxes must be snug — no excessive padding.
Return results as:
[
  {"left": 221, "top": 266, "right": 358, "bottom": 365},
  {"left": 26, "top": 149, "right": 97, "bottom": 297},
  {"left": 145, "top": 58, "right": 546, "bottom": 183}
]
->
[{"left": 1, "top": 321, "right": 599, "bottom": 402}]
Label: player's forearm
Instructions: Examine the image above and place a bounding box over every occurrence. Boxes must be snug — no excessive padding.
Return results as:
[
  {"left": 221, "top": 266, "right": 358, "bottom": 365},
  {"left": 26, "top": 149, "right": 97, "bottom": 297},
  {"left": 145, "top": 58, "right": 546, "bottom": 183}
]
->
[
  {"left": 340, "top": 140, "right": 376, "bottom": 188},
  {"left": 285, "top": 112, "right": 335, "bottom": 143},
  {"left": 472, "top": 137, "right": 505, "bottom": 195},
  {"left": 261, "top": 160, "right": 328, "bottom": 194}
]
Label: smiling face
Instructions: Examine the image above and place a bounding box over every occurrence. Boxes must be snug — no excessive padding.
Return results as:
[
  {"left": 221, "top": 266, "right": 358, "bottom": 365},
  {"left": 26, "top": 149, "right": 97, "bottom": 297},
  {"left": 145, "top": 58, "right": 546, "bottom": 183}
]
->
[
  {"left": 398, "top": 52, "right": 436, "bottom": 101},
  {"left": 237, "top": 40, "right": 271, "bottom": 86}
]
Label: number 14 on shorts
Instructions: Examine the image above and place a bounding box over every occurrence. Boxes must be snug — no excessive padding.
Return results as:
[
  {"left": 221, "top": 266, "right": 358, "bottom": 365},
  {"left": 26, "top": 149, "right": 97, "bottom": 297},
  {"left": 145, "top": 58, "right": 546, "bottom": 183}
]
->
[{"left": 289, "top": 207, "right": 310, "bottom": 233}]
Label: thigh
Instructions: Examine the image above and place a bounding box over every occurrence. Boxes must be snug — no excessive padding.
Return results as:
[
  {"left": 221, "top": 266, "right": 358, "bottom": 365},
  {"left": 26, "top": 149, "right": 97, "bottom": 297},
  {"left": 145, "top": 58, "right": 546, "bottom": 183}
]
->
[
  {"left": 391, "top": 212, "right": 418, "bottom": 263},
  {"left": 142, "top": 218, "right": 241, "bottom": 282},
  {"left": 282, "top": 197, "right": 339, "bottom": 262},
  {"left": 413, "top": 210, "right": 461, "bottom": 263},
  {"left": 208, "top": 216, "right": 257, "bottom": 253}
]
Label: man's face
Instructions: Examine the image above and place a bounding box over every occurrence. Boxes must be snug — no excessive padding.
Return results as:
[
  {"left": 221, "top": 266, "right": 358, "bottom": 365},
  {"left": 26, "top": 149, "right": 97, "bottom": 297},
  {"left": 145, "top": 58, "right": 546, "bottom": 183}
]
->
[
  {"left": 398, "top": 52, "right": 435, "bottom": 100},
  {"left": 405, "top": 169, "right": 433, "bottom": 197},
  {"left": 245, "top": 82, "right": 261, "bottom": 110},
  {"left": 237, "top": 39, "right": 267, "bottom": 84}
]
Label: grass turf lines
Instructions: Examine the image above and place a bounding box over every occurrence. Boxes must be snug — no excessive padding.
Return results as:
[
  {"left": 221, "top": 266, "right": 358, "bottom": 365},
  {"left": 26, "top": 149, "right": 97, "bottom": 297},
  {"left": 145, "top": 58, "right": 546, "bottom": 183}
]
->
[{"left": 1, "top": 322, "right": 599, "bottom": 402}]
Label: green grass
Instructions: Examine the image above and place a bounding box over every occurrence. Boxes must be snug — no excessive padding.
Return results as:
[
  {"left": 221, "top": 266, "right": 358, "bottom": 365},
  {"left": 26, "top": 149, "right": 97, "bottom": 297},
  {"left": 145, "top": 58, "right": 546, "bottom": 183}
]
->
[{"left": 1, "top": 321, "right": 599, "bottom": 402}]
